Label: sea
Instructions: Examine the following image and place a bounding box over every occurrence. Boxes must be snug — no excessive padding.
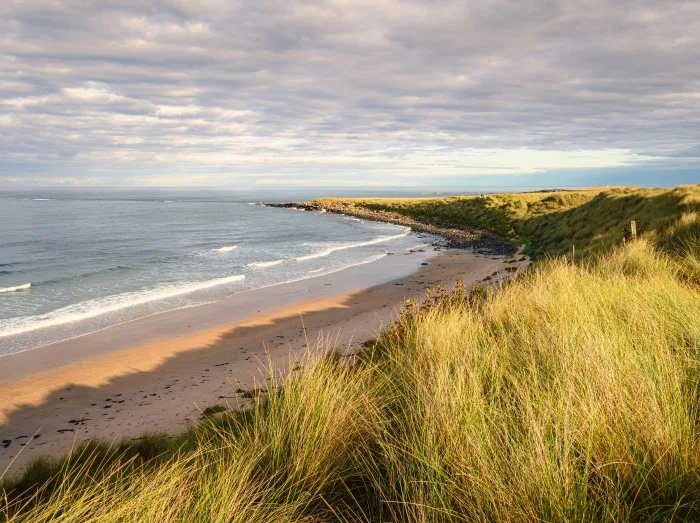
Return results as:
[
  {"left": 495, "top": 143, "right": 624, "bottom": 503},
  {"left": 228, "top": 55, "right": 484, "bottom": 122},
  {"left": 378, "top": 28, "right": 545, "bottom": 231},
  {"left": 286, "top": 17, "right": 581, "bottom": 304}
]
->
[{"left": 0, "top": 186, "right": 503, "bottom": 356}]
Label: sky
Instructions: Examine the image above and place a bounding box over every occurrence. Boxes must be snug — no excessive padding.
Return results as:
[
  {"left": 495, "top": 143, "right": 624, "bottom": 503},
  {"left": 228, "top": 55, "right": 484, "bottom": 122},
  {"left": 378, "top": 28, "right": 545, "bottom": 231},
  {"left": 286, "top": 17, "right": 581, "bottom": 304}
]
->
[{"left": 1, "top": 0, "right": 699, "bottom": 188}]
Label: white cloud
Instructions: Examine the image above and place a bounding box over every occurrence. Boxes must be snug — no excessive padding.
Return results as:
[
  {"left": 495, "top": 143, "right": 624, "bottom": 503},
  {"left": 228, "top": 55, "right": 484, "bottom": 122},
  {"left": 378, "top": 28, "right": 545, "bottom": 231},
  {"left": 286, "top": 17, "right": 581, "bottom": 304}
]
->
[
  {"left": 62, "top": 87, "right": 125, "bottom": 102},
  {"left": 1, "top": 0, "right": 699, "bottom": 186},
  {"left": 155, "top": 105, "right": 202, "bottom": 116}
]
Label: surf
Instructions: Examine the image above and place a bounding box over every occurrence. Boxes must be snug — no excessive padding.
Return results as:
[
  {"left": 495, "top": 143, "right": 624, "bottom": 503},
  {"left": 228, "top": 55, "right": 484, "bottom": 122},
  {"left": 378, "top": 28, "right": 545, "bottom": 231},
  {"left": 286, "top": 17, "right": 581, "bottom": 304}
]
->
[
  {"left": 0, "top": 283, "right": 31, "bottom": 293},
  {"left": 213, "top": 245, "right": 238, "bottom": 253},
  {"left": 0, "top": 275, "right": 245, "bottom": 338},
  {"left": 294, "top": 231, "right": 409, "bottom": 262},
  {"left": 248, "top": 259, "right": 285, "bottom": 269}
]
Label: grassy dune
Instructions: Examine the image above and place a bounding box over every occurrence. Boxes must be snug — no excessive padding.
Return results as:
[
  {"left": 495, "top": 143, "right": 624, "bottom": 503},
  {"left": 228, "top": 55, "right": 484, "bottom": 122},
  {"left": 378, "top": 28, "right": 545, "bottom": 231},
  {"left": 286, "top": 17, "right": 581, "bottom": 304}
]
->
[
  {"left": 2, "top": 186, "right": 699, "bottom": 522},
  {"left": 320, "top": 185, "right": 700, "bottom": 257}
]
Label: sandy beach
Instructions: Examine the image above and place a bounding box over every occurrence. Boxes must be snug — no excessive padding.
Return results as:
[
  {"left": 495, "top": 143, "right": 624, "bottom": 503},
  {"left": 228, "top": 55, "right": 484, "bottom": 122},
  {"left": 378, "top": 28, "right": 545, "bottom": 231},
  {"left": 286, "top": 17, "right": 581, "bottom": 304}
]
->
[{"left": 0, "top": 248, "right": 524, "bottom": 475}]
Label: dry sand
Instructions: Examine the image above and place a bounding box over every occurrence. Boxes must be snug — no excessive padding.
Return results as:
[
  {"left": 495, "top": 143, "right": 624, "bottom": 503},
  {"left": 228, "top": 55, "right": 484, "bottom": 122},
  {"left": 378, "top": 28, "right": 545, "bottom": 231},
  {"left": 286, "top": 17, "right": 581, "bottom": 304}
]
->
[{"left": 0, "top": 249, "right": 525, "bottom": 475}]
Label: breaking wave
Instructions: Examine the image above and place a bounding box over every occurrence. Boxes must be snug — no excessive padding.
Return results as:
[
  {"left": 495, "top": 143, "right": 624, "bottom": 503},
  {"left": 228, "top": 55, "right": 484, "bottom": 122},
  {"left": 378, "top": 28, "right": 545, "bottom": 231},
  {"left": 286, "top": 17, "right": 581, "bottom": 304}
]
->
[
  {"left": 294, "top": 231, "right": 409, "bottom": 262},
  {"left": 0, "top": 275, "right": 245, "bottom": 338},
  {"left": 213, "top": 245, "right": 238, "bottom": 253},
  {"left": 248, "top": 259, "right": 285, "bottom": 269},
  {"left": 0, "top": 283, "right": 31, "bottom": 293}
]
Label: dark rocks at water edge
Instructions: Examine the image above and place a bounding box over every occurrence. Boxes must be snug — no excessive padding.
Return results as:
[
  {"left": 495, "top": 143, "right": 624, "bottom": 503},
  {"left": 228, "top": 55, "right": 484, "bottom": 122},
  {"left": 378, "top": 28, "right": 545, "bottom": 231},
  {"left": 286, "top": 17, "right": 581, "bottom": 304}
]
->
[{"left": 268, "top": 201, "right": 517, "bottom": 257}]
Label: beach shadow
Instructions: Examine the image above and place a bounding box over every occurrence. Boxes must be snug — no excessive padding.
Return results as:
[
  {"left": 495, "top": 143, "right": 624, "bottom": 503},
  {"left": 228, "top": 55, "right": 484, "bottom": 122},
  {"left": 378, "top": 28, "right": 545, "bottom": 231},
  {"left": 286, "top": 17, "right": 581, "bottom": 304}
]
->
[{"left": 0, "top": 283, "right": 404, "bottom": 477}]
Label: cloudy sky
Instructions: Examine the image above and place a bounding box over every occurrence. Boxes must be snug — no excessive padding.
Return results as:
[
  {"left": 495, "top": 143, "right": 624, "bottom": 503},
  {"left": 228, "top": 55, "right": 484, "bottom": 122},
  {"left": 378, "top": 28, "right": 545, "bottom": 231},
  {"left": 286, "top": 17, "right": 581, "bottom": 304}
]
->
[{"left": 1, "top": 0, "right": 699, "bottom": 187}]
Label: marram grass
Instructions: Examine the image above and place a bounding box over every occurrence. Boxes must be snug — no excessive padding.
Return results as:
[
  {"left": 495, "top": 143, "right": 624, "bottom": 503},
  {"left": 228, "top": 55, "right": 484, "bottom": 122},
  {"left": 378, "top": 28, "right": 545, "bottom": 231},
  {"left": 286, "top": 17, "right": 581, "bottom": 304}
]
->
[
  {"left": 2, "top": 351, "right": 386, "bottom": 522},
  {"left": 368, "top": 239, "right": 700, "bottom": 521},
  {"left": 2, "top": 188, "right": 700, "bottom": 522}
]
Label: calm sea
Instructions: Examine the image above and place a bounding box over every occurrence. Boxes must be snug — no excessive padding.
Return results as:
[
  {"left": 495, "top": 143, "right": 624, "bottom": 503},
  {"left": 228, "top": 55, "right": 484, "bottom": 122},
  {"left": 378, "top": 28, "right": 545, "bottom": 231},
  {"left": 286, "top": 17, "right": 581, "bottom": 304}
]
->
[{"left": 0, "top": 187, "right": 488, "bottom": 355}]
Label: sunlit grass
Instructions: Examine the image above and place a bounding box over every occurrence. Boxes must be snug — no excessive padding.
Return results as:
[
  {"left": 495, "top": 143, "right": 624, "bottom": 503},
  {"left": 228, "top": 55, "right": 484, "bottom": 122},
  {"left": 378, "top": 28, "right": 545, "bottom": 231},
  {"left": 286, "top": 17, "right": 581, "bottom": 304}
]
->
[
  {"left": 366, "top": 239, "right": 700, "bottom": 521},
  {"left": 2, "top": 350, "right": 386, "bottom": 522},
  {"left": 322, "top": 185, "right": 700, "bottom": 258},
  {"left": 2, "top": 186, "right": 699, "bottom": 521}
]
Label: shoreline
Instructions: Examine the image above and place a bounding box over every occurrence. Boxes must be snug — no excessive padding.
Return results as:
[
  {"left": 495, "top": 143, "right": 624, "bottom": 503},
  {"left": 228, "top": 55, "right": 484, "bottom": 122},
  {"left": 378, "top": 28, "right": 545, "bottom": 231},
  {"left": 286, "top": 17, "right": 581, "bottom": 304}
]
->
[
  {"left": 0, "top": 248, "right": 432, "bottom": 385},
  {"left": 267, "top": 200, "right": 518, "bottom": 255},
  {"left": 0, "top": 220, "right": 418, "bottom": 358},
  {"left": 0, "top": 247, "right": 525, "bottom": 473},
  {"left": 0, "top": 244, "right": 416, "bottom": 364}
]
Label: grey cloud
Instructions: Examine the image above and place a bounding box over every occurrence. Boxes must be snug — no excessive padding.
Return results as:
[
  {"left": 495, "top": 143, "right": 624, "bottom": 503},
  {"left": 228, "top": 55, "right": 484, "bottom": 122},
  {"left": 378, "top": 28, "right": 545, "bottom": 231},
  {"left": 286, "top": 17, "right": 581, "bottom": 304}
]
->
[{"left": 1, "top": 0, "right": 699, "bottom": 185}]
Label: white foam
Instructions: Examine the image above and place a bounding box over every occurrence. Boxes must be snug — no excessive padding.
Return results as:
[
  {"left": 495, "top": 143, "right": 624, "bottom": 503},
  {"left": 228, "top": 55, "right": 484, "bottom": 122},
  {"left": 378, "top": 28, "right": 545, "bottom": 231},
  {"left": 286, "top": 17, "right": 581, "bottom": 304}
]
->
[
  {"left": 307, "top": 268, "right": 325, "bottom": 274},
  {"left": 32, "top": 198, "right": 52, "bottom": 201},
  {"left": 404, "top": 243, "right": 430, "bottom": 251},
  {"left": 248, "top": 259, "right": 285, "bottom": 268},
  {"left": 0, "top": 283, "right": 31, "bottom": 293},
  {"left": 0, "top": 249, "right": 412, "bottom": 354},
  {"left": 213, "top": 245, "right": 238, "bottom": 253},
  {"left": 324, "top": 252, "right": 387, "bottom": 272},
  {"left": 244, "top": 253, "right": 389, "bottom": 296},
  {"left": 294, "top": 231, "right": 409, "bottom": 262},
  {"left": 0, "top": 275, "right": 245, "bottom": 338}
]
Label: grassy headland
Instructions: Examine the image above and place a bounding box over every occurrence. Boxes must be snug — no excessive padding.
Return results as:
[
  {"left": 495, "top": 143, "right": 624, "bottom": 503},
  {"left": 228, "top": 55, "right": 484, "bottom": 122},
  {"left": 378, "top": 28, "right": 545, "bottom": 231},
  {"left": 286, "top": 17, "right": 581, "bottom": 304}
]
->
[
  {"left": 309, "top": 185, "right": 700, "bottom": 258},
  {"left": 2, "top": 185, "right": 699, "bottom": 522}
]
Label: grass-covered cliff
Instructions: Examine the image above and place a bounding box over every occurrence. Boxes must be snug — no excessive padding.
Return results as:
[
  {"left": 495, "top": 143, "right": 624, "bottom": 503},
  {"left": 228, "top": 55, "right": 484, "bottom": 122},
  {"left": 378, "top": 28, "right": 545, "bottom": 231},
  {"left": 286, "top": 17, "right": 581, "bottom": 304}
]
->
[
  {"left": 2, "top": 185, "right": 699, "bottom": 522},
  {"left": 317, "top": 185, "right": 700, "bottom": 258}
]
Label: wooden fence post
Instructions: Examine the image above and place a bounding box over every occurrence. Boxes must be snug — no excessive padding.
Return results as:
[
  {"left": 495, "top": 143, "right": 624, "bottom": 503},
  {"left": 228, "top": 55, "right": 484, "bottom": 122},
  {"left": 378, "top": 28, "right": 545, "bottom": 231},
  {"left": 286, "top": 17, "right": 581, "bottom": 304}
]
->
[{"left": 630, "top": 220, "right": 637, "bottom": 241}]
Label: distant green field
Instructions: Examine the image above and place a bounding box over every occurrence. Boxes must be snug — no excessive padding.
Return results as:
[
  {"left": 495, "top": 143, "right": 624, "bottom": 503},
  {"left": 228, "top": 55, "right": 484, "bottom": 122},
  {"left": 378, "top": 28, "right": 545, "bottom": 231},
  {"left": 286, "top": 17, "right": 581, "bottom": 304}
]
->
[{"left": 320, "top": 185, "right": 700, "bottom": 258}]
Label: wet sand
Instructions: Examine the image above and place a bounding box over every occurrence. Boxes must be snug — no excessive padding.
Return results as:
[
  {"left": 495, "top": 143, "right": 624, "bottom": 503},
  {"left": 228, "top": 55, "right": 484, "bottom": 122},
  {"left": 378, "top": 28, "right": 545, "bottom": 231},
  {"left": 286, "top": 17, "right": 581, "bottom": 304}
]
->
[{"left": 0, "top": 249, "right": 525, "bottom": 475}]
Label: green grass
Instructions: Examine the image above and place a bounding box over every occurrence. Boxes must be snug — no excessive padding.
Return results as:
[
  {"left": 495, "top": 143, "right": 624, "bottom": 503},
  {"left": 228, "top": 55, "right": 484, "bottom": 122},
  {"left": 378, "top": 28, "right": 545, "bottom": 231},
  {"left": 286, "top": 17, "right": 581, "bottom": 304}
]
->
[
  {"left": 318, "top": 190, "right": 597, "bottom": 241},
  {"left": 2, "top": 186, "right": 699, "bottom": 522},
  {"left": 367, "top": 239, "right": 700, "bottom": 521},
  {"left": 320, "top": 185, "right": 700, "bottom": 258}
]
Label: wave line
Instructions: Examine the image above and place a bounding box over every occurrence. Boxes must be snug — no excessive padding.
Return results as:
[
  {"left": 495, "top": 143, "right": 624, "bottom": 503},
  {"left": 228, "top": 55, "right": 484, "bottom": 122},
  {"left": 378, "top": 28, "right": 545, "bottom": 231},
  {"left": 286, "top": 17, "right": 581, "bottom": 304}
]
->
[
  {"left": 294, "top": 231, "right": 409, "bottom": 262},
  {"left": 0, "top": 275, "right": 245, "bottom": 338},
  {"left": 0, "top": 283, "right": 31, "bottom": 294}
]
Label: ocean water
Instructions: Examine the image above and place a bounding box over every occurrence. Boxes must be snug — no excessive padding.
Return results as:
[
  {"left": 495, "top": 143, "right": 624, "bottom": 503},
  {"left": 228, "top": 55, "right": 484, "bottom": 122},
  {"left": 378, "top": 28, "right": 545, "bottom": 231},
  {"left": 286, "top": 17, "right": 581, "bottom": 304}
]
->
[{"left": 0, "top": 188, "right": 438, "bottom": 355}]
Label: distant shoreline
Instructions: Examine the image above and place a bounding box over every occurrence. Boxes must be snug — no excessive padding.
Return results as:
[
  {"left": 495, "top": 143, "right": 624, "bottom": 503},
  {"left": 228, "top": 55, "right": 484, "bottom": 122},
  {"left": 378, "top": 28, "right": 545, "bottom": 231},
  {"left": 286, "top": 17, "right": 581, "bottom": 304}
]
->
[
  {"left": 267, "top": 200, "right": 517, "bottom": 256},
  {"left": 0, "top": 199, "right": 422, "bottom": 357}
]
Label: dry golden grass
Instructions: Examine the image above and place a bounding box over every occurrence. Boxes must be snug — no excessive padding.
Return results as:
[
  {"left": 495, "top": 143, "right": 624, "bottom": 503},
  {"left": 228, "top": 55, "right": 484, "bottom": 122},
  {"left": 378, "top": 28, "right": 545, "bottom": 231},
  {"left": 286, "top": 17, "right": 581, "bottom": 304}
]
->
[
  {"left": 368, "top": 239, "right": 700, "bottom": 521},
  {"left": 3, "top": 187, "right": 699, "bottom": 522}
]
